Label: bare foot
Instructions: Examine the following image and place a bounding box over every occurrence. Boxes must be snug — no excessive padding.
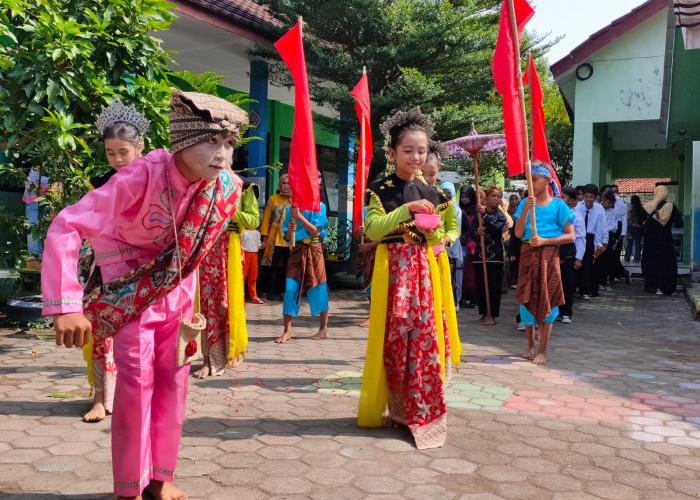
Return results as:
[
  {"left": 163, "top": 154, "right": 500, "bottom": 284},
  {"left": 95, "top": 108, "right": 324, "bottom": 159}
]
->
[
  {"left": 532, "top": 352, "right": 547, "bottom": 365},
  {"left": 312, "top": 328, "right": 328, "bottom": 340},
  {"left": 226, "top": 353, "right": 245, "bottom": 368},
  {"left": 83, "top": 402, "right": 106, "bottom": 422},
  {"left": 522, "top": 347, "right": 536, "bottom": 360},
  {"left": 483, "top": 316, "right": 496, "bottom": 326},
  {"left": 275, "top": 331, "right": 292, "bottom": 343},
  {"left": 193, "top": 365, "right": 210, "bottom": 379},
  {"left": 144, "top": 480, "right": 187, "bottom": 500},
  {"left": 479, "top": 315, "right": 486, "bottom": 323},
  {"left": 382, "top": 416, "right": 404, "bottom": 428},
  {"left": 359, "top": 318, "right": 370, "bottom": 328}
]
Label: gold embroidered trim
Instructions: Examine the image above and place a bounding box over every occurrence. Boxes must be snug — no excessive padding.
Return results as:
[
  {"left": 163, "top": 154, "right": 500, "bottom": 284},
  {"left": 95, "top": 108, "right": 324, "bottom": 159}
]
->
[
  {"left": 95, "top": 246, "right": 139, "bottom": 259},
  {"left": 365, "top": 189, "right": 386, "bottom": 215},
  {"left": 435, "top": 201, "right": 451, "bottom": 213}
]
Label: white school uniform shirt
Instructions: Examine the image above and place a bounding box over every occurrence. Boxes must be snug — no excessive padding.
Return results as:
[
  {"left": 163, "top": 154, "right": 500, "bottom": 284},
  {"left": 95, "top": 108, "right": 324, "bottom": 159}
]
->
[
  {"left": 604, "top": 206, "right": 619, "bottom": 235},
  {"left": 573, "top": 211, "right": 586, "bottom": 260},
  {"left": 575, "top": 201, "right": 607, "bottom": 247},
  {"left": 241, "top": 228, "right": 261, "bottom": 252},
  {"left": 614, "top": 195, "right": 627, "bottom": 236}
]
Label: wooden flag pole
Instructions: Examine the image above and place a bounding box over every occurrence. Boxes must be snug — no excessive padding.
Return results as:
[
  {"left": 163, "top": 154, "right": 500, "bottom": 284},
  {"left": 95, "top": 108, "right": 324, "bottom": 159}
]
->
[
  {"left": 472, "top": 152, "right": 491, "bottom": 318},
  {"left": 507, "top": 0, "right": 537, "bottom": 238},
  {"left": 359, "top": 65, "right": 366, "bottom": 245},
  {"left": 290, "top": 14, "right": 304, "bottom": 249}
]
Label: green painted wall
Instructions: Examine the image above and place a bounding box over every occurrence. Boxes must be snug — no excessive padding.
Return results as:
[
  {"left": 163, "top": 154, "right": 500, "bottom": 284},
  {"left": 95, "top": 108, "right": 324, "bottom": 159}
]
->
[
  {"left": 266, "top": 99, "right": 340, "bottom": 195},
  {"left": 611, "top": 149, "right": 674, "bottom": 179},
  {"left": 667, "top": 30, "right": 700, "bottom": 143}
]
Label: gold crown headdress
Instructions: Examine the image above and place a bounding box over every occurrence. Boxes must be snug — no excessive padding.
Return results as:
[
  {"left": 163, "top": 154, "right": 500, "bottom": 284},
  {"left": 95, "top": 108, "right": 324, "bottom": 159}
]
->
[{"left": 95, "top": 97, "right": 150, "bottom": 135}]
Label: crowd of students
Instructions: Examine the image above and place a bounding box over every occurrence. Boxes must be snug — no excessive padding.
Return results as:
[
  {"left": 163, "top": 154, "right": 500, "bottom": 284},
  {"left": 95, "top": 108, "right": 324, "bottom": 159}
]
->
[{"left": 428, "top": 178, "right": 683, "bottom": 332}]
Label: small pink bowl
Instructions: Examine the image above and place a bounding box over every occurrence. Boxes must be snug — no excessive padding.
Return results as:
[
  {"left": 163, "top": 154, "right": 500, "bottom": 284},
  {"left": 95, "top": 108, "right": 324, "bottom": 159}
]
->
[
  {"left": 432, "top": 244, "right": 445, "bottom": 257},
  {"left": 414, "top": 213, "right": 441, "bottom": 230}
]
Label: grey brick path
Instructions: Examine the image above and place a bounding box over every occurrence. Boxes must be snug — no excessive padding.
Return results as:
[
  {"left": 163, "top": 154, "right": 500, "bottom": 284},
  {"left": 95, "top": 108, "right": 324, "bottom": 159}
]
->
[{"left": 1, "top": 282, "right": 699, "bottom": 499}]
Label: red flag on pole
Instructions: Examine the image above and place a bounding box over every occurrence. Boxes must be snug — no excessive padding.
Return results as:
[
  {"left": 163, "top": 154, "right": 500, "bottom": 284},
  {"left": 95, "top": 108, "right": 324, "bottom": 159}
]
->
[
  {"left": 523, "top": 54, "right": 551, "bottom": 165},
  {"left": 523, "top": 55, "right": 562, "bottom": 197},
  {"left": 491, "top": 0, "right": 534, "bottom": 176},
  {"left": 274, "top": 20, "right": 320, "bottom": 212},
  {"left": 350, "top": 72, "right": 373, "bottom": 237}
]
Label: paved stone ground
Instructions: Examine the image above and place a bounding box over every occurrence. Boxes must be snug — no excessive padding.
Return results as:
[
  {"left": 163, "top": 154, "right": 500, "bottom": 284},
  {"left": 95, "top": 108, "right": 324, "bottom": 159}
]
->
[{"left": 1, "top": 281, "right": 699, "bottom": 499}]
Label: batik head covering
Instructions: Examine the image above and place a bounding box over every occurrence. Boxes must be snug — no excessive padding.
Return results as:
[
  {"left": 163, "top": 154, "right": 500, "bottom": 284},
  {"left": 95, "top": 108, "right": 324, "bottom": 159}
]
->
[{"left": 169, "top": 89, "right": 249, "bottom": 153}]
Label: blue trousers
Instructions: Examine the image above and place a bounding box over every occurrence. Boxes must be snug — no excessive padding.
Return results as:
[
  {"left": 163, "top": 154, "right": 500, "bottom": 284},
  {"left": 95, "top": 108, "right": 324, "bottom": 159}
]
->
[
  {"left": 283, "top": 279, "right": 328, "bottom": 317},
  {"left": 519, "top": 305, "right": 559, "bottom": 326}
]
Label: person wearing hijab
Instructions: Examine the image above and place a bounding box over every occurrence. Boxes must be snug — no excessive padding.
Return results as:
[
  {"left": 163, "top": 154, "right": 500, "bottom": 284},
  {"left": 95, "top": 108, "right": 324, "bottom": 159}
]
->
[
  {"left": 459, "top": 185, "right": 478, "bottom": 308},
  {"left": 440, "top": 181, "right": 463, "bottom": 309},
  {"left": 642, "top": 185, "right": 683, "bottom": 295}
]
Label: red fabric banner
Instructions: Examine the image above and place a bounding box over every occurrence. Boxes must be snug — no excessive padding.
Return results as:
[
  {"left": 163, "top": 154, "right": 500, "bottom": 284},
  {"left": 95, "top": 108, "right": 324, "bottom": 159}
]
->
[
  {"left": 350, "top": 73, "right": 373, "bottom": 237},
  {"left": 523, "top": 55, "right": 561, "bottom": 198},
  {"left": 274, "top": 22, "right": 320, "bottom": 212},
  {"left": 523, "top": 55, "right": 551, "bottom": 165},
  {"left": 491, "top": 0, "right": 535, "bottom": 176}
]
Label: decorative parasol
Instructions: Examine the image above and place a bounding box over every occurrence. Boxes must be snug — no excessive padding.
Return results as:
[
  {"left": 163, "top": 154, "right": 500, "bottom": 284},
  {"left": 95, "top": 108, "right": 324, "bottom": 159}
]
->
[{"left": 445, "top": 123, "right": 505, "bottom": 321}]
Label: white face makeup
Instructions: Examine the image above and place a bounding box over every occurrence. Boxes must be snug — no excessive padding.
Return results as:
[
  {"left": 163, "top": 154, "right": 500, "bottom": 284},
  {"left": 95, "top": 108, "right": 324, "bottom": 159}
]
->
[{"left": 175, "top": 134, "right": 235, "bottom": 183}]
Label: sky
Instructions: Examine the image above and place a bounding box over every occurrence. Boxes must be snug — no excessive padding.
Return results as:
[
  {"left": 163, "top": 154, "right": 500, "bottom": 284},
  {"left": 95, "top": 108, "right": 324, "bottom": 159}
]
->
[{"left": 527, "top": 0, "right": 649, "bottom": 63}]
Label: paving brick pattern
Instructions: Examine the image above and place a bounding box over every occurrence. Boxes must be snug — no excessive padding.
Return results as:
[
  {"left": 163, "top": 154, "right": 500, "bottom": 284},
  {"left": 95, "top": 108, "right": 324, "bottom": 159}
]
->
[{"left": 1, "top": 282, "right": 699, "bottom": 499}]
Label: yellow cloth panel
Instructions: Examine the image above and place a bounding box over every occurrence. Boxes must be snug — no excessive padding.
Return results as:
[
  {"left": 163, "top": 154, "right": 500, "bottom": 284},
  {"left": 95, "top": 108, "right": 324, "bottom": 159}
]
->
[
  {"left": 227, "top": 232, "right": 248, "bottom": 361},
  {"left": 83, "top": 337, "right": 94, "bottom": 387},
  {"left": 438, "top": 250, "right": 462, "bottom": 365},
  {"left": 357, "top": 244, "right": 389, "bottom": 428}
]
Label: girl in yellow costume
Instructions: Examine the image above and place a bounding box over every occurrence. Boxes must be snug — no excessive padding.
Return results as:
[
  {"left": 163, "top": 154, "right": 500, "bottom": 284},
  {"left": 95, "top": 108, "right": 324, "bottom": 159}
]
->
[
  {"left": 195, "top": 180, "right": 260, "bottom": 378},
  {"left": 259, "top": 174, "right": 292, "bottom": 301},
  {"left": 358, "top": 108, "right": 462, "bottom": 449}
]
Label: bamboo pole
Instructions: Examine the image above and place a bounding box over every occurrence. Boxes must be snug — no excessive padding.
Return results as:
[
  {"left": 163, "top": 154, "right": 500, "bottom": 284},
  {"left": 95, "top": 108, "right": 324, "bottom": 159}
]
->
[
  {"left": 290, "top": 15, "right": 303, "bottom": 249},
  {"left": 472, "top": 152, "right": 491, "bottom": 318},
  {"left": 359, "top": 65, "right": 366, "bottom": 245},
  {"left": 507, "top": 0, "right": 537, "bottom": 238}
]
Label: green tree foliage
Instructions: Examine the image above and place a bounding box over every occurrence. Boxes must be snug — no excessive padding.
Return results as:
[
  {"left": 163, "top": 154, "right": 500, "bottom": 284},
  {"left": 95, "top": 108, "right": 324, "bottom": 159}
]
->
[
  {"left": 253, "top": 0, "right": 571, "bottom": 184},
  {"left": 0, "top": 0, "right": 177, "bottom": 230},
  {"left": 253, "top": 0, "right": 506, "bottom": 179}
]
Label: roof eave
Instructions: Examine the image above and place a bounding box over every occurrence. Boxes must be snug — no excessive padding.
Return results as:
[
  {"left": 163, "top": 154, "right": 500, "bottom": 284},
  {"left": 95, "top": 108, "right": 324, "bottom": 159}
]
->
[{"left": 551, "top": 0, "right": 668, "bottom": 79}]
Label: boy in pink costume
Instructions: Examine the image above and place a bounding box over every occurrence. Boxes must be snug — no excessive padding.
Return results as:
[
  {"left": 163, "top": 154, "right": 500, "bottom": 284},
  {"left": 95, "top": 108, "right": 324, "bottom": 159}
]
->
[{"left": 42, "top": 90, "right": 247, "bottom": 500}]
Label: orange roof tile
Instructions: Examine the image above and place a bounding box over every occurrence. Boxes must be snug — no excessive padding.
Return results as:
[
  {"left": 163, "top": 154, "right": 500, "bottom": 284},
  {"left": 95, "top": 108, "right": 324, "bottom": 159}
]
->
[{"left": 615, "top": 178, "right": 670, "bottom": 194}]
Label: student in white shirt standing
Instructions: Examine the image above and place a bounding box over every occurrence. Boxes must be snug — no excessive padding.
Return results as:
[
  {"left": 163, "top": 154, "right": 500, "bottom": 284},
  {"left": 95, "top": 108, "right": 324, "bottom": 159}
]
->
[
  {"left": 574, "top": 185, "right": 607, "bottom": 299},
  {"left": 559, "top": 186, "right": 586, "bottom": 323}
]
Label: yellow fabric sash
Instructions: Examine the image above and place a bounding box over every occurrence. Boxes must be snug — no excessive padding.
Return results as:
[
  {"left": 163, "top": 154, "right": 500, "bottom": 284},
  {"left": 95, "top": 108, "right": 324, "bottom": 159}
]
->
[
  {"left": 437, "top": 250, "right": 462, "bottom": 365},
  {"left": 357, "top": 244, "right": 389, "bottom": 427},
  {"left": 357, "top": 244, "right": 462, "bottom": 428},
  {"left": 227, "top": 232, "right": 248, "bottom": 361},
  {"left": 83, "top": 338, "right": 94, "bottom": 387}
]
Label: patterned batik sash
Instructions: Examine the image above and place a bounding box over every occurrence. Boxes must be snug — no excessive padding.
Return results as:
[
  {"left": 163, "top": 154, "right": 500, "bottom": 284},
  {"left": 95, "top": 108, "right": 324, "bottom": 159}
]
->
[
  {"left": 516, "top": 244, "right": 564, "bottom": 324},
  {"left": 83, "top": 171, "right": 242, "bottom": 336}
]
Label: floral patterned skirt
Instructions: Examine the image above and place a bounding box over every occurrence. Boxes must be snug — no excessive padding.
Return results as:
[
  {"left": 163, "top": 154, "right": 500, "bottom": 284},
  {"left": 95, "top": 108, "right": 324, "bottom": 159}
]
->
[
  {"left": 384, "top": 243, "right": 448, "bottom": 449},
  {"left": 91, "top": 335, "right": 117, "bottom": 411}
]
